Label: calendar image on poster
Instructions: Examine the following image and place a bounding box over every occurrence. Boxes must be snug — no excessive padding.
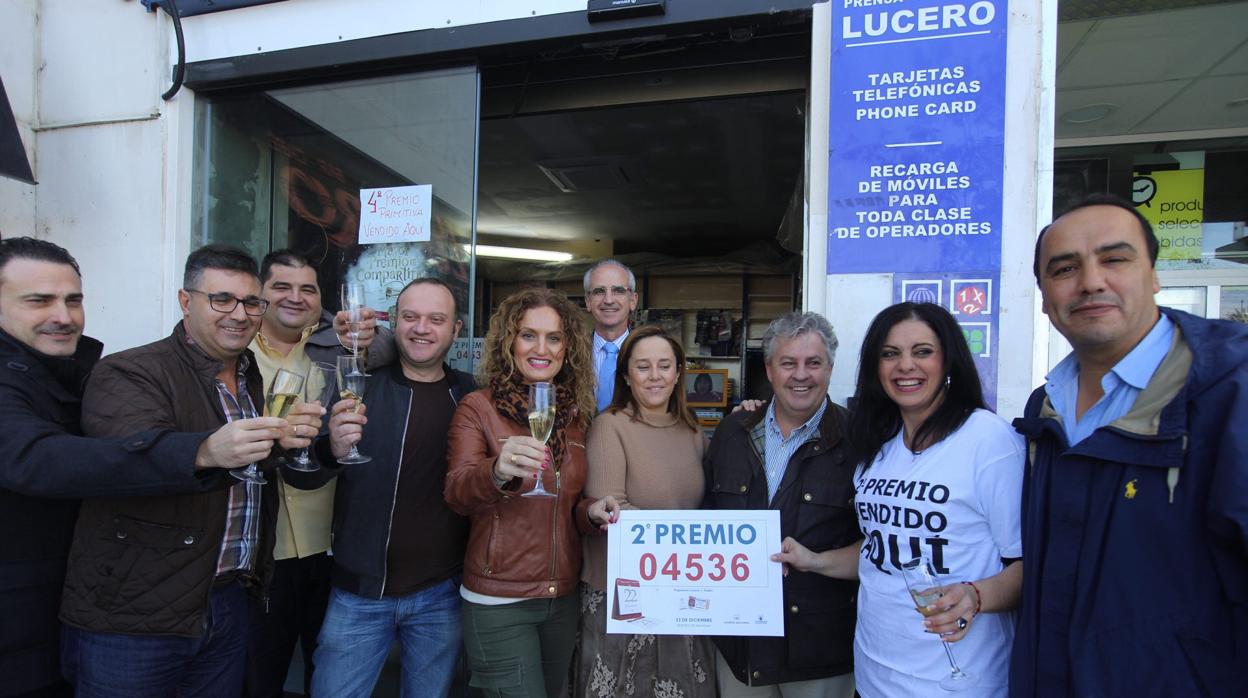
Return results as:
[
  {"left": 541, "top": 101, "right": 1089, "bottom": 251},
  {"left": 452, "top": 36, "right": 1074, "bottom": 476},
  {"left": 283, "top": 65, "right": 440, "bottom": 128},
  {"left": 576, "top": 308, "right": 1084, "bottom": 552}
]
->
[{"left": 612, "top": 578, "right": 643, "bottom": 621}]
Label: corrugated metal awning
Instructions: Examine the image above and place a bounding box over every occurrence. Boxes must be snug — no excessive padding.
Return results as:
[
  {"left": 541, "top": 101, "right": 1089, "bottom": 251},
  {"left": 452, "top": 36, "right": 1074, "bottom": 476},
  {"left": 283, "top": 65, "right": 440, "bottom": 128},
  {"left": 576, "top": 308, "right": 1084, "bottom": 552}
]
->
[{"left": 0, "top": 76, "right": 35, "bottom": 185}]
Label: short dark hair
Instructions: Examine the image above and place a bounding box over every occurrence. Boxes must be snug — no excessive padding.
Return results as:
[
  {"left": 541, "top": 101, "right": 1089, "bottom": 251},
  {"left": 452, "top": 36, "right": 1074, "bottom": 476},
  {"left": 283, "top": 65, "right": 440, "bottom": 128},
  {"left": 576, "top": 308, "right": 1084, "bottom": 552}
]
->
[
  {"left": 847, "top": 302, "right": 986, "bottom": 469},
  {"left": 183, "top": 244, "right": 259, "bottom": 289},
  {"left": 0, "top": 237, "right": 81, "bottom": 280},
  {"left": 1033, "top": 193, "right": 1159, "bottom": 283},
  {"left": 396, "top": 277, "right": 458, "bottom": 319},
  {"left": 260, "top": 249, "right": 314, "bottom": 285}
]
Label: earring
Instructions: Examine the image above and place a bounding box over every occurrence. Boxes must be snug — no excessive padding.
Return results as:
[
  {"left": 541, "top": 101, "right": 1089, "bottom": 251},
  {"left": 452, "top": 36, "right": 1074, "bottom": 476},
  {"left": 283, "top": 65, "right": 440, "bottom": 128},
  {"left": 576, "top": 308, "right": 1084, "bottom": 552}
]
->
[{"left": 945, "top": 375, "right": 952, "bottom": 387}]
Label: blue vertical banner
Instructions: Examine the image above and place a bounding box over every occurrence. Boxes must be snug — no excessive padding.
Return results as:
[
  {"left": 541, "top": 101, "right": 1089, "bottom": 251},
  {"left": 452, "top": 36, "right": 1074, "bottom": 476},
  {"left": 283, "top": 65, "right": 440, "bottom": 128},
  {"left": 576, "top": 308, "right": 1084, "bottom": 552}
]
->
[
  {"left": 893, "top": 272, "right": 1001, "bottom": 408},
  {"left": 827, "top": 0, "right": 1009, "bottom": 273}
]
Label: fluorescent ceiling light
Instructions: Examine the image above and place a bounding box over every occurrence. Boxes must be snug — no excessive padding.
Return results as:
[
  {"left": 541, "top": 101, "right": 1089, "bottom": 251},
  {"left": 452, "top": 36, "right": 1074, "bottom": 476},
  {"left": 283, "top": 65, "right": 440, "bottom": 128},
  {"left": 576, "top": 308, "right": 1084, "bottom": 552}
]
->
[
  {"left": 1060, "top": 103, "right": 1116, "bottom": 124},
  {"left": 467, "top": 244, "right": 574, "bottom": 262}
]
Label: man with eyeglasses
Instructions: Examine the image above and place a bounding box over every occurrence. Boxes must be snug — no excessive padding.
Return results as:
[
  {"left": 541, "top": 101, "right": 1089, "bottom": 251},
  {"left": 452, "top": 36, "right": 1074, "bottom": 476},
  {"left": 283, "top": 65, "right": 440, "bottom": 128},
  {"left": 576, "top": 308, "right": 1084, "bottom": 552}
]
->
[
  {"left": 584, "top": 259, "right": 638, "bottom": 412},
  {"left": 60, "top": 244, "right": 323, "bottom": 696}
]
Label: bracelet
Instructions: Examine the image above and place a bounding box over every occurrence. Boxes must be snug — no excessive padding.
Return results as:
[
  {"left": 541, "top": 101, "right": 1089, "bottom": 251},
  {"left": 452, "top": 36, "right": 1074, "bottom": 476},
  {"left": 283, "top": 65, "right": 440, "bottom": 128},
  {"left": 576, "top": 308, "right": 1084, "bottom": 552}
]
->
[{"left": 961, "top": 581, "right": 982, "bottom": 617}]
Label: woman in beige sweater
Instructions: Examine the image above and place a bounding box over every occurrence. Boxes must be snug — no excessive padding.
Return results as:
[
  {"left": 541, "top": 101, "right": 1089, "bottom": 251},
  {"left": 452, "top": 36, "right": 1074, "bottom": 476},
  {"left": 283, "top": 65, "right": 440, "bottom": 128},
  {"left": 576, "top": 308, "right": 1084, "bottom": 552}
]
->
[{"left": 576, "top": 325, "right": 715, "bottom": 698}]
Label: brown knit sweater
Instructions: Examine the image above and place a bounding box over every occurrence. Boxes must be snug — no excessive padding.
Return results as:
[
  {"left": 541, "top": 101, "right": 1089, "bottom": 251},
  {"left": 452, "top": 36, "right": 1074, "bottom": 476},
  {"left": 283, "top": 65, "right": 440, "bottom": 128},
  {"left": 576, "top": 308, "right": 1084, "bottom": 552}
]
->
[{"left": 581, "top": 406, "right": 708, "bottom": 590}]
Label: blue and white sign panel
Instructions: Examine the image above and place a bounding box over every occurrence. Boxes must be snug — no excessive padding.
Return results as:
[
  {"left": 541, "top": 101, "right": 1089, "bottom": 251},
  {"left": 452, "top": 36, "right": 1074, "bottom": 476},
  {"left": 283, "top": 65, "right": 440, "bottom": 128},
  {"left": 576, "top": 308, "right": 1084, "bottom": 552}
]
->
[{"left": 827, "top": 0, "right": 1008, "bottom": 273}]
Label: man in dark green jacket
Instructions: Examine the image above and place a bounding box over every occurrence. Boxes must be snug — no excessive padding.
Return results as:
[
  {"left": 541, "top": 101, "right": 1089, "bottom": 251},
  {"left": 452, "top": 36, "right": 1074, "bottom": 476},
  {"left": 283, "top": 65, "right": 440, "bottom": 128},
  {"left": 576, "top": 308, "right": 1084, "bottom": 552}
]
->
[
  {"left": 703, "top": 312, "right": 859, "bottom": 697},
  {"left": 59, "top": 244, "right": 321, "bottom": 696}
]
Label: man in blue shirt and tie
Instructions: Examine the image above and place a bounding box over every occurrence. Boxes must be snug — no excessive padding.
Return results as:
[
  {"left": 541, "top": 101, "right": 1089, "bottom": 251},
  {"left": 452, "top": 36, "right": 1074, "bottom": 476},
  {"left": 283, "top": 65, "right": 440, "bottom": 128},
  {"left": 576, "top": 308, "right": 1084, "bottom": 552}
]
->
[
  {"left": 1011, "top": 194, "right": 1248, "bottom": 697},
  {"left": 584, "top": 259, "right": 637, "bottom": 412}
]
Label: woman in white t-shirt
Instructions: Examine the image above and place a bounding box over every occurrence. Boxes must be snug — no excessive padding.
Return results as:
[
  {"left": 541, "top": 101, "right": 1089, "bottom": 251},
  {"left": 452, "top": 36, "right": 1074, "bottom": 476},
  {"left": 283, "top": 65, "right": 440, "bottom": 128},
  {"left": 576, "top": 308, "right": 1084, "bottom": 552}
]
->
[{"left": 773, "top": 302, "right": 1024, "bottom": 697}]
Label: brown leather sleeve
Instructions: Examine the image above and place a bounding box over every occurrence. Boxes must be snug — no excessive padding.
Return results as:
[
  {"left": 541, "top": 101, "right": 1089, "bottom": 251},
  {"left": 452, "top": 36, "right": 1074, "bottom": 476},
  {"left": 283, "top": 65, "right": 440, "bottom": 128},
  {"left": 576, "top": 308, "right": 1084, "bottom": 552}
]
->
[{"left": 444, "top": 391, "right": 510, "bottom": 516}]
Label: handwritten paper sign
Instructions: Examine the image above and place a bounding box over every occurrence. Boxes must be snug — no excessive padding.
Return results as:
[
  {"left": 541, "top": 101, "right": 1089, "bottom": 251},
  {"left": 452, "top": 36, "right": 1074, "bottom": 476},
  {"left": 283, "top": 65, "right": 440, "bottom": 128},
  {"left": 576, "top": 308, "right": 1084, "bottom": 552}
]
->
[
  {"left": 605, "top": 510, "right": 783, "bottom": 636},
  {"left": 358, "top": 184, "right": 432, "bottom": 244}
]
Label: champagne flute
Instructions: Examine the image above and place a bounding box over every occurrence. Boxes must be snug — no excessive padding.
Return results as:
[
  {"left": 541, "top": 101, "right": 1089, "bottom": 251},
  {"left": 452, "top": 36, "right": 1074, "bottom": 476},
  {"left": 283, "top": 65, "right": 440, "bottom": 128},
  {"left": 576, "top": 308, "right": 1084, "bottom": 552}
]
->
[
  {"left": 340, "top": 282, "right": 366, "bottom": 356},
  {"left": 335, "top": 355, "right": 372, "bottom": 465},
  {"left": 237, "top": 368, "right": 304, "bottom": 485},
  {"left": 289, "top": 362, "right": 337, "bottom": 472},
  {"left": 522, "top": 382, "right": 557, "bottom": 498},
  {"left": 900, "top": 556, "right": 976, "bottom": 692}
]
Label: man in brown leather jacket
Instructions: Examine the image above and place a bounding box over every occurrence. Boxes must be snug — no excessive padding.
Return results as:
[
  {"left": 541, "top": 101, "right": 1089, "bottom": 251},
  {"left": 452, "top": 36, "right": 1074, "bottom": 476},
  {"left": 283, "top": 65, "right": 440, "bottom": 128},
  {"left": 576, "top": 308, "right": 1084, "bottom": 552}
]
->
[{"left": 59, "top": 245, "right": 322, "bottom": 696}]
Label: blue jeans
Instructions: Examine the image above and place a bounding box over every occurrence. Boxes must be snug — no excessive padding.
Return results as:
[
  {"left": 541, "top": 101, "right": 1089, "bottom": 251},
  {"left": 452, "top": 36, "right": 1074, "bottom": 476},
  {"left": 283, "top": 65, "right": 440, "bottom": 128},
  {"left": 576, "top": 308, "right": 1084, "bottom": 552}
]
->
[
  {"left": 311, "top": 578, "right": 462, "bottom": 697},
  {"left": 65, "top": 581, "right": 249, "bottom": 697}
]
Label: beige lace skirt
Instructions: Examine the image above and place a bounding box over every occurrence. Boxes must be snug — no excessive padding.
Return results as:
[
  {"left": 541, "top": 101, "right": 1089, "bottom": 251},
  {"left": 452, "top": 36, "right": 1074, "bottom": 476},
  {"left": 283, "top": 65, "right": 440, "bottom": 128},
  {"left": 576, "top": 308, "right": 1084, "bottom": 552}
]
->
[{"left": 572, "top": 584, "right": 716, "bottom": 698}]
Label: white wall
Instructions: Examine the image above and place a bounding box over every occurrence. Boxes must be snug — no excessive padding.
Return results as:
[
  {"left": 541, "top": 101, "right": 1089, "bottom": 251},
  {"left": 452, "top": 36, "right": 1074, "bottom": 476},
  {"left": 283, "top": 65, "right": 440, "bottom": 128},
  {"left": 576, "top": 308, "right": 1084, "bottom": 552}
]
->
[
  {"left": 181, "top": 0, "right": 585, "bottom": 63},
  {"left": 23, "top": 0, "right": 185, "bottom": 354},
  {"left": 0, "top": 0, "right": 39, "bottom": 238}
]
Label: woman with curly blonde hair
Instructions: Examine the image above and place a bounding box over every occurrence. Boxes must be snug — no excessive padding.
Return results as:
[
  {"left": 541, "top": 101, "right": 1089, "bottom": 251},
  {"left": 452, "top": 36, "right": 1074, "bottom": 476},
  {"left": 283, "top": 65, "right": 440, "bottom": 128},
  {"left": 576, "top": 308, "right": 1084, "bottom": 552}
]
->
[{"left": 446, "top": 287, "right": 620, "bottom": 698}]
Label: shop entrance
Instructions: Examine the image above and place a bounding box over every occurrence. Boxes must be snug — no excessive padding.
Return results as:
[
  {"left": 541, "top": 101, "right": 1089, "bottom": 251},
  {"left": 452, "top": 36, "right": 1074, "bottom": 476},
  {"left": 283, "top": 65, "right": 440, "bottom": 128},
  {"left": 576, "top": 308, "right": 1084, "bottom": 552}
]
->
[{"left": 472, "top": 19, "right": 812, "bottom": 416}]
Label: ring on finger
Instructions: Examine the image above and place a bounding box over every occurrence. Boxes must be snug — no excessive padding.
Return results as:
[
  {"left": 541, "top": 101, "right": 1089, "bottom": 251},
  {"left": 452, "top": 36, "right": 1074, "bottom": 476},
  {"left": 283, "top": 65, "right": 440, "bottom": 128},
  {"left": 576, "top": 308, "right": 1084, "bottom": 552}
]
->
[
  {"left": 510, "top": 454, "right": 517, "bottom": 465},
  {"left": 956, "top": 617, "right": 968, "bottom": 630}
]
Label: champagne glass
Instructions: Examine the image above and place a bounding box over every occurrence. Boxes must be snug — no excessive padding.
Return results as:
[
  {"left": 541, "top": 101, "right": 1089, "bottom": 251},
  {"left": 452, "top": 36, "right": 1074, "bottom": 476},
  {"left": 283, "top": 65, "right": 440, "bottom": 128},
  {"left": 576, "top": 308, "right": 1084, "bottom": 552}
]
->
[
  {"left": 236, "top": 368, "right": 304, "bottom": 484},
  {"left": 340, "top": 282, "right": 366, "bottom": 355},
  {"left": 335, "top": 355, "right": 372, "bottom": 465},
  {"left": 522, "top": 381, "right": 556, "bottom": 498},
  {"left": 289, "top": 362, "right": 337, "bottom": 472},
  {"left": 900, "top": 556, "right": 976, "bottom": 692}
]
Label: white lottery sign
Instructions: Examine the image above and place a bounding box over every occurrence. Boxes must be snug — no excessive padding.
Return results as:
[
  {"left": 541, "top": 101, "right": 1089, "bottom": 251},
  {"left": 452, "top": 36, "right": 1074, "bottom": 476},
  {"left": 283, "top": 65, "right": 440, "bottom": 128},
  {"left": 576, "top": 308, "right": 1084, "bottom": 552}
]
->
[
  {"left": 605, "top": 510, "right": 783, "bottom": 636},
  {"left": 358, "top": 184, "right": 432, "bottom": 244}
]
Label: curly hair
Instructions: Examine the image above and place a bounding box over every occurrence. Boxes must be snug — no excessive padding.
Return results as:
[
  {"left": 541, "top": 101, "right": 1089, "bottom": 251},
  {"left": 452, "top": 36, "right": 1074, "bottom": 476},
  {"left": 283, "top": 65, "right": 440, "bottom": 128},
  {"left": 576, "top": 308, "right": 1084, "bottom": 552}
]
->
[{"left": 479, "top": 287, "right": 595, "bottom": 427}]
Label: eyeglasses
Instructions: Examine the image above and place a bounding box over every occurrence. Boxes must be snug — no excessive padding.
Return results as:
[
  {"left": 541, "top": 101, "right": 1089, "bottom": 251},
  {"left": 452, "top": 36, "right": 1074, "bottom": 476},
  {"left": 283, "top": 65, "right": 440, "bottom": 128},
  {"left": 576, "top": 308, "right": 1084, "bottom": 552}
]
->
[
  {"left": 185, "top": 289, "right": 270, "bottom": 316},
  {"left": 588, "top": 285, "right": 633, "bottom": 298}
]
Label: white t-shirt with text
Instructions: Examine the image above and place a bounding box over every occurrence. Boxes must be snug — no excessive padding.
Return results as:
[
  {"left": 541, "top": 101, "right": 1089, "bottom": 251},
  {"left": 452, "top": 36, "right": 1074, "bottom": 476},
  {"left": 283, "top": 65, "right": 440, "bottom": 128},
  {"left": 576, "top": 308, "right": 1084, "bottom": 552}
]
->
[{"left": 853, "top": 409, "right": 1024, "bottom": 697}]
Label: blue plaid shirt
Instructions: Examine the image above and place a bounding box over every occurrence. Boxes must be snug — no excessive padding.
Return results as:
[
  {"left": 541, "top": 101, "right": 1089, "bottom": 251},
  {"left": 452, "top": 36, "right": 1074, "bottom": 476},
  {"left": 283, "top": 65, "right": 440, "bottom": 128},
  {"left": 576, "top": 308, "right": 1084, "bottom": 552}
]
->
[{"left": 759, "top": 399, "right": 828, "bottom": 503}]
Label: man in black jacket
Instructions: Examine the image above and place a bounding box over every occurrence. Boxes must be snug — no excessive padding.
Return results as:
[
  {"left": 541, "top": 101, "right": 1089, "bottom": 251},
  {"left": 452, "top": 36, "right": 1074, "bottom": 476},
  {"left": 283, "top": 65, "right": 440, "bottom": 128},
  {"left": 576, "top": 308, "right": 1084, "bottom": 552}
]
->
[
  {"left": 704, "top": 312, "right": 859, "bottom": 698},
  {"left": 0, "top": 238, "right": 277, "bottom": 697},
  {"left": 299, "top": 277, "right": 474, "bottom": 697}
]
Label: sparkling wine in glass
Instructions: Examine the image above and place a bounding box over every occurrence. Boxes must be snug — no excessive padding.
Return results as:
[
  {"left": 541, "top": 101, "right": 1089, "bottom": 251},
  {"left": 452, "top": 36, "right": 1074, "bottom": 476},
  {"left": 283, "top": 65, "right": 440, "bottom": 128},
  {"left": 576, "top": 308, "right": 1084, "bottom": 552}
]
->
[
  {"left": 237, "top": 368, "right": 304, "bottom": 485},
  {"left": 340, "top": 282, "right": 366, "bottom": 356},
  {"left": 289, "top": 362, "right": 337, "bottom": 472},
  {"left": 900, "top": 556, "right": 977, "bottom": 692},
  {"left": 522, "top": 381, "right": 556, "bottom": 498},
  {"left": 335, "top": 355, "right": 372, "bottom": 465}
]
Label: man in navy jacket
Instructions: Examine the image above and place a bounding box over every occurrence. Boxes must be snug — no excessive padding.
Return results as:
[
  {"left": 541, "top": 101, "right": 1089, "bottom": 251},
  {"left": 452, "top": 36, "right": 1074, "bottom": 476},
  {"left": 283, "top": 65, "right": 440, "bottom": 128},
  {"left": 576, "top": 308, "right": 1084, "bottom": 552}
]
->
[
  {"left": 1012, "top": 194, "right": 1248, "bottom": 697},
  {"left": 0, "top": 238, "right": 281, "bottom": 696}
]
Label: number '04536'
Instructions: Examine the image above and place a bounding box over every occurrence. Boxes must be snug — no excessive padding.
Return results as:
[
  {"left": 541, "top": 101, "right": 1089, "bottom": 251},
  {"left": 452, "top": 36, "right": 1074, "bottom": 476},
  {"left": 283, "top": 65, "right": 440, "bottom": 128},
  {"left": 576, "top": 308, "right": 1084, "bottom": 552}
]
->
[{"left": 639, "top": 553, "right": 749, "bottom": 582}]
